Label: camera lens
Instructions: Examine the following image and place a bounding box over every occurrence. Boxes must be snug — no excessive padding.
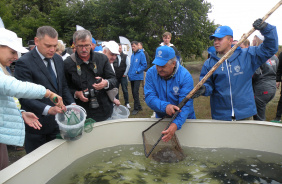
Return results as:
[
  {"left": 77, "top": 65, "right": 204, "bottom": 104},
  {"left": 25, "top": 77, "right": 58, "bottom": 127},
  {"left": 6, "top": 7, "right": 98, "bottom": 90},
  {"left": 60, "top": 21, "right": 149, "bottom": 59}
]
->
[
  {"left": 89, "top": 98, "right": 99, "bottom": 108},
  {"left": 83, "top": 91, "right": 89, "bottom": 98},
  {"left": 90, "top": 89, "right": 95, "bottom": 97}
]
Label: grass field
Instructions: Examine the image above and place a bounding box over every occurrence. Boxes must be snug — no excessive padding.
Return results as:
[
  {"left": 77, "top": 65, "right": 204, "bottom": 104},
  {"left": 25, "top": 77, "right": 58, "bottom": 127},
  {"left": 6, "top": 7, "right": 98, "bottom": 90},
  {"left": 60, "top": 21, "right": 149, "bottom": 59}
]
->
[{"left": 7, "top": 61, "right": 281, "bottom": 165}]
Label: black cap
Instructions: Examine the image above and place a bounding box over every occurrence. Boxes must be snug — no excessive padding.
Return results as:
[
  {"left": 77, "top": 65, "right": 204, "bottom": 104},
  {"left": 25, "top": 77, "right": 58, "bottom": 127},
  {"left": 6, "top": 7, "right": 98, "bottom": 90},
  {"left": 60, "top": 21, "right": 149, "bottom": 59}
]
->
[{"left": 27, "top": 40, "right": 35, "bottom": 46}]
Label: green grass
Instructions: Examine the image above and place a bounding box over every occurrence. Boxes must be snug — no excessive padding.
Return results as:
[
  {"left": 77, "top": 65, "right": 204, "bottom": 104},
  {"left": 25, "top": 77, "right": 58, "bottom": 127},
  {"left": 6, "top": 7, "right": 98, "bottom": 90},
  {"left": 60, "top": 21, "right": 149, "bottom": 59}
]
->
[{"left": 119, "top": 81, "right": 154, "bottom": 118}]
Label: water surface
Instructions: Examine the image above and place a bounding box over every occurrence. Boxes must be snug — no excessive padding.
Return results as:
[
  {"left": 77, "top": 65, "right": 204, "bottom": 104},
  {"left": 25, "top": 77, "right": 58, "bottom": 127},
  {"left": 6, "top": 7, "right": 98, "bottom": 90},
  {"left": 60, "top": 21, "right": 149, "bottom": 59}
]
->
[{"left": 47, "top": 145, "right": 282, "bottom": 184}]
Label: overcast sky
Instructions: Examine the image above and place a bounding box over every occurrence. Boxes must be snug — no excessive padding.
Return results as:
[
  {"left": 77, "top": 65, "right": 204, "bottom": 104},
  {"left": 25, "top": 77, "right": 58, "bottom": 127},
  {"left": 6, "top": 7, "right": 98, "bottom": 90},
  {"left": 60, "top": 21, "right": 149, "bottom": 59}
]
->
[{"left": 205, "top": 0, "right": 282, "bottom": 45}]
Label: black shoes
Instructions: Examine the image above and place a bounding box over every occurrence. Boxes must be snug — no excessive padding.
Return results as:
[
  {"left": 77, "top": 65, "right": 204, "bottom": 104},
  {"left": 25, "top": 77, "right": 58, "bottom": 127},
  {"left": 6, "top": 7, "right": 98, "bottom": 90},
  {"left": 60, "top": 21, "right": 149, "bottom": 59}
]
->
[
  {"left": 271, "top": 117, "right": 281, "bottom": 122},
  {"left": 132, "top": 110, "right": 139, "bottom": 115},
  {"left": 132, "top": 107, "right": 142, "bottom": 115}
]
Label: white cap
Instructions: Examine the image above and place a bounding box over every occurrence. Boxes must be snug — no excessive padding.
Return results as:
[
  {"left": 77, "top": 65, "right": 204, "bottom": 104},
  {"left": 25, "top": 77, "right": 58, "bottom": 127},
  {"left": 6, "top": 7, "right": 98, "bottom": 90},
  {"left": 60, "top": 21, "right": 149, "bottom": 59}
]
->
[
  {"left": 104, "top": 41, "right": 119, "bottom": 55},
  {"left": 255, "top": 32, "right": 264, "bottom": 41},
  {"left": 0, "top": 28, "right": 28, "bottom": 53}
]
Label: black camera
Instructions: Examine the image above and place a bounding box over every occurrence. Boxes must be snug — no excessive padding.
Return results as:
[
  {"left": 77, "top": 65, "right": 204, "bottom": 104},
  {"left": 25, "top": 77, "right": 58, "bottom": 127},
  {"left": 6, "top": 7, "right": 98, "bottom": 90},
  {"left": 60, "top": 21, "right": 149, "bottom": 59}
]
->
[{"left": 83, "top": 78, "right": 102, "bottom": 109}]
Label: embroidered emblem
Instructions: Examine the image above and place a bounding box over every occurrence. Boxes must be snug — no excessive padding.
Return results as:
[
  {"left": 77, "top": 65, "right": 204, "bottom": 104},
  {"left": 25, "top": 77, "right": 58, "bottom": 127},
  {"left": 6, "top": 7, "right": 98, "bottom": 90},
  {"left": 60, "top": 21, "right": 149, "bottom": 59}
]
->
[
  {"left": 173, "top": 86, "right": 179, "bottom": 95},
  {"left": 234, "top": 65, "right": 240, "bottom": 73},
  {"left": 77, "top": 65, "right": 81, "bottom": 71},
  {"left": 135, "top": 59, "right": 138, "bottom": 62},
  {"left": 215, "top": 28, "right": 221, "bottom": 33},
  {"left": 157, "top": 51, "right": 162, "bottom": 58}
]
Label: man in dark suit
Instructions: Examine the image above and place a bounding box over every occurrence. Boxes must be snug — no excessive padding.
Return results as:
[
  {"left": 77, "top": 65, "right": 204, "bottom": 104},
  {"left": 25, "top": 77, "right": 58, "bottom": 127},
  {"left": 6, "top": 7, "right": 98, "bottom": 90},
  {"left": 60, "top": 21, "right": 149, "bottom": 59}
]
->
[{"left": 14, "top": 26, "right": 75, "bottom": 153}]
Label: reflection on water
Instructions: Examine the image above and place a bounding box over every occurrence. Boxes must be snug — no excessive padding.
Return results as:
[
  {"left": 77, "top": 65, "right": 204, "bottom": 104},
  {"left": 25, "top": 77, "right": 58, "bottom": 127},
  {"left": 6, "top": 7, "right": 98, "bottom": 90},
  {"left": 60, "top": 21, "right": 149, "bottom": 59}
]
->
[{"left": 47, "top": 145, "right": 282, "bottom": 184}]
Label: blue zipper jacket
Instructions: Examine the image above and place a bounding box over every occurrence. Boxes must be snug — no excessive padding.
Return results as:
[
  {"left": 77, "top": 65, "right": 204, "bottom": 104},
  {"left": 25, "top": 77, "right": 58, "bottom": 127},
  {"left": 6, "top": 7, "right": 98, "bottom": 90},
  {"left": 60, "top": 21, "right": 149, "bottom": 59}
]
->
[
  {"left": 145, "top": 63, "right": 196, "bottom": 130},
  {"left": 200, "top": 24, "right": 278, "bottom": 121},
  {"left": 0, "top": 68, "right": 46, "bottom": 146},
  {"left": 128, "top": 49, "right": 147, "bottom": 81}
]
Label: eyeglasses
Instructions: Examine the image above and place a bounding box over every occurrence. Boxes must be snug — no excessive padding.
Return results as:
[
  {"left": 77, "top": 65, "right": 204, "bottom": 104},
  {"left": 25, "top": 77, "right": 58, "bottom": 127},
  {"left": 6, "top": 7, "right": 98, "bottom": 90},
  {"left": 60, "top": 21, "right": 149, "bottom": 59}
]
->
[{"left": 75, "top": 44, "right": 91, "bottom": 49}]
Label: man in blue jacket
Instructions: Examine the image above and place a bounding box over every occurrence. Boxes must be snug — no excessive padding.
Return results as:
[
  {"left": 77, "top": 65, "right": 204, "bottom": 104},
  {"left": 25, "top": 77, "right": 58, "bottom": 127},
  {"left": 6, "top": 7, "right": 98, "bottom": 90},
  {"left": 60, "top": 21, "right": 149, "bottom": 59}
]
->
[
  {"left": 192, "top": 19, "right": 278, "bottom": 121},
  {"left": 128, "top": 41, "right": 147, "bottom": 115},
  {"left": 145, "top": 46, "right": 196, "bottom": 142}
]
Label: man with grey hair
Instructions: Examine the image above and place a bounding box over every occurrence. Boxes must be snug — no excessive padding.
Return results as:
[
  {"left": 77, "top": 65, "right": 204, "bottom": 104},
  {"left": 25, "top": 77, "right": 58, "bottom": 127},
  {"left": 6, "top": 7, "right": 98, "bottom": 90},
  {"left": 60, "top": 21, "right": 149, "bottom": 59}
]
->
[
  {"left": 14, "top": 26, "right": 75, "bottom": 153},
  {"left": 145, "top": 46, "right": 195, "bottom": 142},
  {"left": 102, "top": 41, "right": 120, "bottom": 71},
  {"left": 64, "top": 30, "right": 117, "bottom": 121},
  {"left": 102, "top": 40, "right": 121, "bottom": 106}
]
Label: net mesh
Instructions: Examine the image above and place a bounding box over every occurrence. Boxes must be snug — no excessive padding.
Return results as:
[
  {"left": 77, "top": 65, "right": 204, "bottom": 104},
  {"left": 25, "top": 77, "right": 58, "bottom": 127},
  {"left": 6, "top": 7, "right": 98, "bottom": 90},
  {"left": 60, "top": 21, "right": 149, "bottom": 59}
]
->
[{"left": 142, "top": 119, "right": 186, "bottom": 163}]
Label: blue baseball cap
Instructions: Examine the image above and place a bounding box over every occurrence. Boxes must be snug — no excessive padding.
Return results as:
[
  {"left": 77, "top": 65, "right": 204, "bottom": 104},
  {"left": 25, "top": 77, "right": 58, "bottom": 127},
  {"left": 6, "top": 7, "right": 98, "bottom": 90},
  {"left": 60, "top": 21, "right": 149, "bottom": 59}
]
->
[
  {"left": 209, "top": 26, "right": 233, "bottom": 40},
  {"left": 92, "top": 37, "right": 96, "bottom": 44},
  {"left": 153, "top": 46, "right": 175, "bottom": 66}
]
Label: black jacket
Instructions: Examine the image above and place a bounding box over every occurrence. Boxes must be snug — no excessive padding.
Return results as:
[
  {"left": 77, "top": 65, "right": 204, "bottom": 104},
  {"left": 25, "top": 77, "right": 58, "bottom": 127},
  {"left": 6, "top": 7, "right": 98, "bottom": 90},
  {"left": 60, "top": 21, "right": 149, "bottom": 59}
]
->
[
  {"left": 276, "top": 52, "right": 282, "bottom": 82},
  {"left": 64, "top": 51, "right": 117, "bottom": 121}
]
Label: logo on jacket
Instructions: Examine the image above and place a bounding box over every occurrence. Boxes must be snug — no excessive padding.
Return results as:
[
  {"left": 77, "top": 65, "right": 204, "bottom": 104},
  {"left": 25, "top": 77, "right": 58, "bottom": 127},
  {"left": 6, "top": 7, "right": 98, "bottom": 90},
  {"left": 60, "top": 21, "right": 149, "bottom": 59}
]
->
[
  {"left": 234, "top": 65, "right": 243, "bottom": 76},
  {"left": 234, "top": 65, "right": 240, "bottom": 73},
  {"left": 157, "top": 51, "right": 162, "bottom": 58},
  {"left": 173, "top": 86, "right": 179, "bottom": 95},
  {"left": 267, "top": 59, "right": 276, "bottom": 66},
  {"left": 135, "top": 59, "right": 138, "bottom": 62}
]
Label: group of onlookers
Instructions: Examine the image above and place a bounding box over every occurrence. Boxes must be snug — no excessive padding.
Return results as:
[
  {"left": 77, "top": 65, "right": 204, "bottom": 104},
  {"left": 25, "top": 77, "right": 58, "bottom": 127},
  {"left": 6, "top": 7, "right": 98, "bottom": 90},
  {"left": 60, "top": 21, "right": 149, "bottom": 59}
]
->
[{"left": 0, "top": 17, "right": 281, "bottom": 170}]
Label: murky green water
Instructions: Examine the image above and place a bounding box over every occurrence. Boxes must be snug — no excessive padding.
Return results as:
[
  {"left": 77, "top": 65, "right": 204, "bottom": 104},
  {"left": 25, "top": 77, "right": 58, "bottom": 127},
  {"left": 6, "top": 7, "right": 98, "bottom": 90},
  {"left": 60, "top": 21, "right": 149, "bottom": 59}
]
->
[{"left": 47, "top": 145, "right": 282, "bottom": 184}]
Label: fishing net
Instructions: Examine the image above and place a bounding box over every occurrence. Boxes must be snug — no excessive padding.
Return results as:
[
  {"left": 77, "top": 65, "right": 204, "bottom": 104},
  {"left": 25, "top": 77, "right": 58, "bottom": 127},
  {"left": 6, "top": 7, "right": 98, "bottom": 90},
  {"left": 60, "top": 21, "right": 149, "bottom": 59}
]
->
[
  {"left": 84, "top": 118, "right": 96, "bottom": 133},
  {"left": 142, "top": 118, "right": 186, "bottom": 163}
]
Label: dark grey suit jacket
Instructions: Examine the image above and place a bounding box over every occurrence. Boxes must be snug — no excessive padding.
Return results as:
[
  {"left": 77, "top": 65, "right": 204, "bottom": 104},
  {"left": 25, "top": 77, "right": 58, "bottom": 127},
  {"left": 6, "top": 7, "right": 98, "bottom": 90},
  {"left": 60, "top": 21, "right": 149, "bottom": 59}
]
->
[{"left": 14, "top": 48, "right": 74, "bottom": 134}]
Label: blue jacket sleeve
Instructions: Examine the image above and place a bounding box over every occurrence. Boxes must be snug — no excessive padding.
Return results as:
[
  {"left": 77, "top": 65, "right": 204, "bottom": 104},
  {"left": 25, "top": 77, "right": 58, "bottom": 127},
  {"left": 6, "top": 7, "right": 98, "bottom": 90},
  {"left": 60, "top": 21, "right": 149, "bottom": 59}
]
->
[
  {"left": 173, "top": 71, "right": 195, "bottom": 130},
  {"left": 248, "top": 24, "right": 278, "bottom": 71},
  {"left": 137, "top": 52, "right": 147, "bottom": 74},
  {"left": 144, "top": 68, "right": 170, "bottom": 113},
  {"left": 0, "top": 68, "right": 46, "bottom": 99}
]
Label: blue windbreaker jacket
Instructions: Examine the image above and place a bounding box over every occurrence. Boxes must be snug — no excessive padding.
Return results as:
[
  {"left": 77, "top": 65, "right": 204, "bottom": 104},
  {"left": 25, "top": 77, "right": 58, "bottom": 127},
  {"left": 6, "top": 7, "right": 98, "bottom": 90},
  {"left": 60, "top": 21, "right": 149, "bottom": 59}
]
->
[
  {"left": 128, "top": 50, "right": 147, "bottom": 81},
  {"left": 145, "top": 63, "right": 196, "bottom": 130},
  {"left": 200, "top": 24, "right": 278, "bottom": 121},
  {"left": 0, "top": 68, "right": 46, "bottom": 146}
]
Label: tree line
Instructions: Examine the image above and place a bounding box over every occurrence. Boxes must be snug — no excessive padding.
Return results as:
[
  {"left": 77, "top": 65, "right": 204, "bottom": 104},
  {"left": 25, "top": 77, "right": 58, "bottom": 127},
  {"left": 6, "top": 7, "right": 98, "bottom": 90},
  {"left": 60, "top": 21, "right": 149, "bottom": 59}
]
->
[{"left": 0, "top": 0, "right": 217, "bottom": 60}]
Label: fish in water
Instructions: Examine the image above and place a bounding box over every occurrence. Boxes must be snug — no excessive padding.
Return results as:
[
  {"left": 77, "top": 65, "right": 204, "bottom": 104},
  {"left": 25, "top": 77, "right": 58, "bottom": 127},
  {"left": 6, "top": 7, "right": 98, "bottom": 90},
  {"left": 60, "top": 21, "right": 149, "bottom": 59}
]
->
[{"left": 152, "top": 146, "right": 186, "bottom": 163}]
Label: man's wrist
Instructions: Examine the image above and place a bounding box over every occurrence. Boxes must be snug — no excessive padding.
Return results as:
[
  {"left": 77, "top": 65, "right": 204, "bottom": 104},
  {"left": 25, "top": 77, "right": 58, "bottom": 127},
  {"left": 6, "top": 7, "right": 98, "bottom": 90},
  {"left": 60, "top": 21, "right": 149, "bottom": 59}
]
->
[
  {"left": 104, "top": 79, "right": 109, "bottom": 89},
  {"left": 74, "top": 92, "right": 78, "bottom": 99}
]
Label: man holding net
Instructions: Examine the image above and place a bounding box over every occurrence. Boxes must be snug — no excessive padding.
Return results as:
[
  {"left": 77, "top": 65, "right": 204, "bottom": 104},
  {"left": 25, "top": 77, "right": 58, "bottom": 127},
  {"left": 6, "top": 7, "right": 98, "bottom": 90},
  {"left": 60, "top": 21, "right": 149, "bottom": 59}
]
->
[
  {"left": 144, "top": 46, "right": 196, "bottom": 142},
  {"left": 192, "top": 19, "right": 278, "bottom": 121}
]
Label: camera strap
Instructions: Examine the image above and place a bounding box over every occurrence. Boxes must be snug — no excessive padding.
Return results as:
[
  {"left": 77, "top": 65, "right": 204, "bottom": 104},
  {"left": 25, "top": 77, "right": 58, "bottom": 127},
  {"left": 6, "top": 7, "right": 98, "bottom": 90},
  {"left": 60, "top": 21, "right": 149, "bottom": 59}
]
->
[{"left": 70, "top": 53, "right": 98, "bottom": 76}]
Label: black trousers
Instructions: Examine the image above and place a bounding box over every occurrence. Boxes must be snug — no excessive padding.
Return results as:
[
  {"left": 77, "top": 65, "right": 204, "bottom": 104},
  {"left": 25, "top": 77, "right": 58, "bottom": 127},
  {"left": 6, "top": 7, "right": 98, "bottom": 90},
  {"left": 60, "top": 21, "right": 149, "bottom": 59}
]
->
[
  {"left": 276, "top": 88, "right": 282, "bottom": 118},
  {"left": 130, "top": 80, "right": 142, "bottom": 110},
  {"left": 25, "top": 132, "right": 57, "bottom": 153},
  {"left": 254, "top": 90, "right": 275, "bottom": 121}
]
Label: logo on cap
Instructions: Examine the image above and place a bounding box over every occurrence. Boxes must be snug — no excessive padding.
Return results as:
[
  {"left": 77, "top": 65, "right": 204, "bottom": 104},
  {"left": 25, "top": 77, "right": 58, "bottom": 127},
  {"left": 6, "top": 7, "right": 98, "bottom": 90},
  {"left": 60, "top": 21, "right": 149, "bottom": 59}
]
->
[
  {"left": 215, "top": 28, "right": 221, "bottom": 34},
  {"left": 157, "top": 51, "right": 162, "bottom": 58}
]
